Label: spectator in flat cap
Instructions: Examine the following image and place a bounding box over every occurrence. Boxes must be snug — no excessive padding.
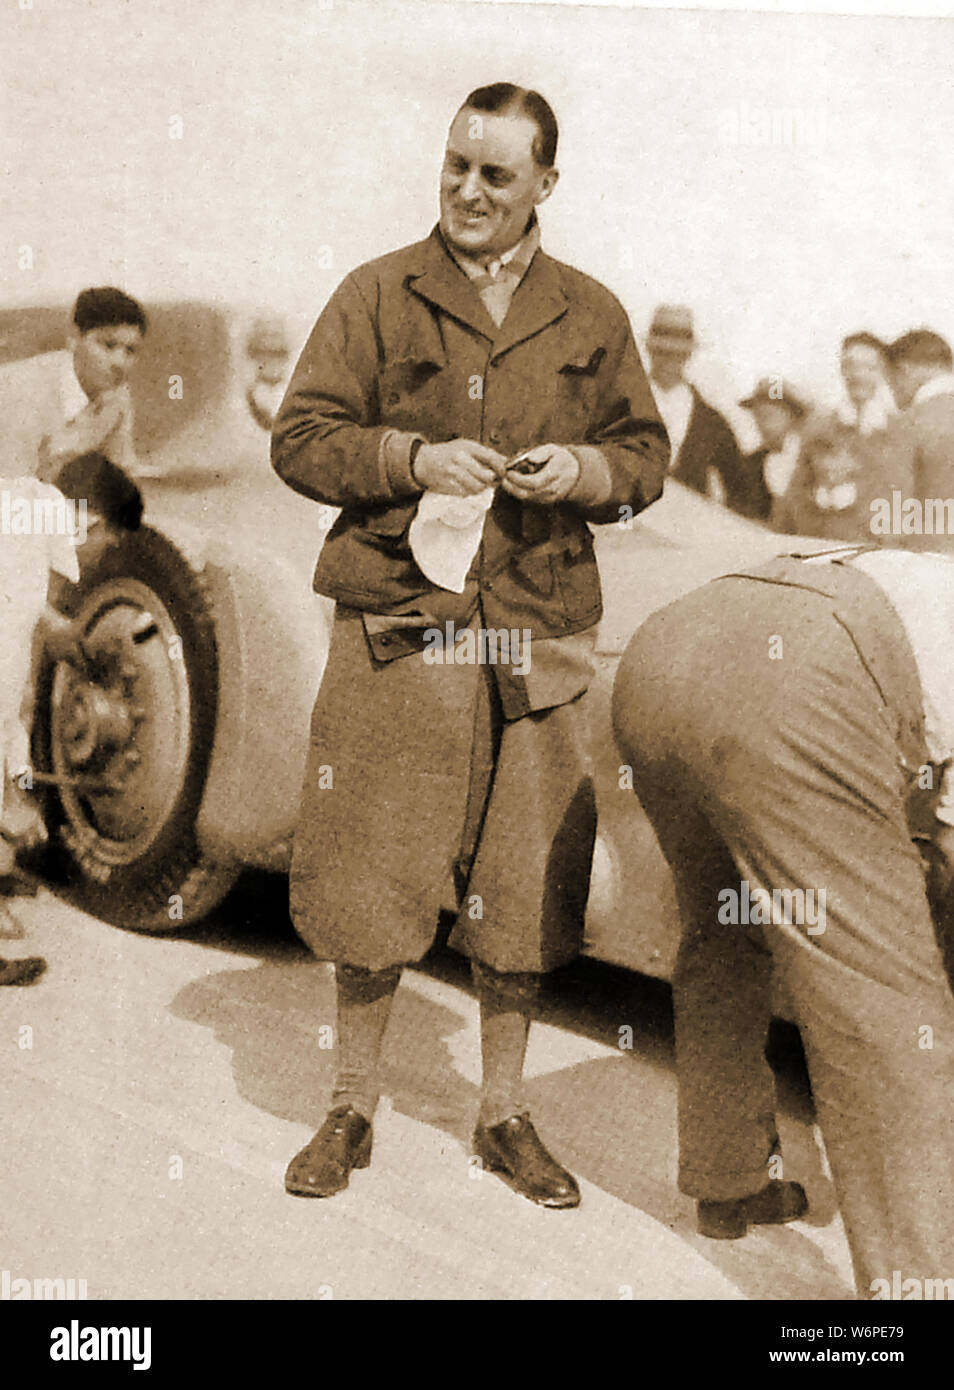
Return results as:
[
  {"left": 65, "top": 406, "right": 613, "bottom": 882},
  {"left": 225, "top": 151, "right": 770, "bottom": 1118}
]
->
[
  {"left": 737, "top": 377, "right": 807, "bottom": 524},
  {"left": 644, "top": 305, "right": 747, "bottom": 512}
]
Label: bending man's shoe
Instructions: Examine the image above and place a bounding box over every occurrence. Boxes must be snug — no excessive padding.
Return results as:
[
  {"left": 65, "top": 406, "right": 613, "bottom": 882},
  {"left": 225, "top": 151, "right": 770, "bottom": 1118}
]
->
[
  {"left": 0, "top": 956, "right": 47, "bottom": 986},
  {"left": 473, "top": 1112, "right": 581, "bottom": 1209},
  {"left": 697, "top": 1180, "right": 808, "bottom": 1239},
  {"left": 285, "top": 1105, "right": 372, "bottom": 1198}
]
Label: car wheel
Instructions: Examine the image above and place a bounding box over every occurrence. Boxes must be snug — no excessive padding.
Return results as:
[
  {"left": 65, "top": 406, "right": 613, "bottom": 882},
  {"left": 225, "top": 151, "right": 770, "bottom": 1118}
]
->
[{"left": 33, "top": 525, "right": 238, "bottom": 931}]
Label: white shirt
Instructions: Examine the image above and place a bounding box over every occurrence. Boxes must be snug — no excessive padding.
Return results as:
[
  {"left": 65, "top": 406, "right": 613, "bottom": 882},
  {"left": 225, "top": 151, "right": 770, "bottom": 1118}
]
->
[
  {"left": 651, "top": 381, "right": 694, "bottom": 465},
  {"left": 453, "top": 237, "right": 525, "bottom": 281},
  {"left": 836, "top": 383, "right": 895, "bottom": 436},
  {"left": 58, "top": 354, "right": 90, "bottom": 424},
  {"left": 762, "top": 431, "right": 802, "bottom": 499},
  {"left": 913, "top": 373, "right": 954, "bottom": 406},
  {"left": 51, "top": 351, "right": 139, "bottom": 475}
]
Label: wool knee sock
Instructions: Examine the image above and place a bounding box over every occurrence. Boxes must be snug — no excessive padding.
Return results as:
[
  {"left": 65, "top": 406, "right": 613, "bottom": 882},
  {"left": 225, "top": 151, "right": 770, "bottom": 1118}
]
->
[
  {"left": 330, "top": 962, "right": 402, "bottom": 1122},
  {"left": 472, "top": 960, "right": 541, "bottom": 1128}
]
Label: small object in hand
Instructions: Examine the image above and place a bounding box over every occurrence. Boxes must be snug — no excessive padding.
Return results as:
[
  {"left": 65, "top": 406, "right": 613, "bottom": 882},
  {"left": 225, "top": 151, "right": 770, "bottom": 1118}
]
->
[{"left": 507, "top": 449, "right": 548, "bottom": 475}]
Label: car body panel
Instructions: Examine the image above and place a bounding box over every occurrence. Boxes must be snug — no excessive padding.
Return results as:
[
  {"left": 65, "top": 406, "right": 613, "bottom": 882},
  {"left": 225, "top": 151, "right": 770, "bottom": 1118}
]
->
[{"left": 586, "top": 487, "right": 835, "bottom": 980}]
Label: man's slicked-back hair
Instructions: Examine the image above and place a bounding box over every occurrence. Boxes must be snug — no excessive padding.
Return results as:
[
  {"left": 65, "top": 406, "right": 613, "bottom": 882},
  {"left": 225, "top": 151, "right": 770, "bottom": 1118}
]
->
[
  {"left": 885, "top": 329, "right": 953, "bottom": 371},
  {"left": 460, "top": 83, "right": 558, "bottom": 168},
  {"left": 73, "top": 286, "right": 148, "bottom": 336}
]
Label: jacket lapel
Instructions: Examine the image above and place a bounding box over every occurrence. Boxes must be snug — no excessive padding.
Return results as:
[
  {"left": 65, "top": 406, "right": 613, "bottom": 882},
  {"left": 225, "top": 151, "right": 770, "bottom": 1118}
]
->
[
  {"left": 488, "top": 251, "right": 568, "bottom": 359},
  {"left": 405, "top": 228, "right": 499, "bottom": 342}
]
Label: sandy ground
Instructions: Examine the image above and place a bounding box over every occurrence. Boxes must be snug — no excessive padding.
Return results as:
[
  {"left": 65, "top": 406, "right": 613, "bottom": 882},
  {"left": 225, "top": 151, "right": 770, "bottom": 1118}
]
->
[{"left": 1, "top": 880, "right": 855, "bottom": 1301}]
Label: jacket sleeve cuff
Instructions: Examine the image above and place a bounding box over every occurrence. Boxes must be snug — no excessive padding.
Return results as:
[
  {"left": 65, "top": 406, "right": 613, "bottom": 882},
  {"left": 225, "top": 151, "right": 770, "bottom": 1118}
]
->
[
  {"left": 566, "top": 445, "right": 613, "bottom": 508},
  {"left": 380, "top": 429, "right": 427, "bottom": 499}
]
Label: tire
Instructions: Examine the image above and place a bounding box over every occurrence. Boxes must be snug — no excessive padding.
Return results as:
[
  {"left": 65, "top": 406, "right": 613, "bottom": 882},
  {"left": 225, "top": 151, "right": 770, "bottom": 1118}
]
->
[{"left": 33, "top": 526, "right": 238, "bottom": 931}]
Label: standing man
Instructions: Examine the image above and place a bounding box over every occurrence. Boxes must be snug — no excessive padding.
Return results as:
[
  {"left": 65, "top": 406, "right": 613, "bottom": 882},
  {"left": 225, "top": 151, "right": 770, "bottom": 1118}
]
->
[
  {"left": 837, "top": 331, "right": 894, "bottom": 438},
  {"left": 272, "top": 83, "right": 667, "bottom": 1205},
  {"left": 644, "top": 304, "right": 744, "bottom": 510},
  {"left": 612, "top": 545, "right": 954, "bottom": 1296},
  {"left": 879, "top": 330, "right": 954, "bottom": 549}
]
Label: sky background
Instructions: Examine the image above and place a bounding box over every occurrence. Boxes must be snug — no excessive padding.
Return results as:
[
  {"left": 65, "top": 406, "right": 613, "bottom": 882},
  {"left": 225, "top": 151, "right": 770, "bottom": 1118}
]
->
[{"left": 2, "top": 0, "right": 953, "bottom": 442}]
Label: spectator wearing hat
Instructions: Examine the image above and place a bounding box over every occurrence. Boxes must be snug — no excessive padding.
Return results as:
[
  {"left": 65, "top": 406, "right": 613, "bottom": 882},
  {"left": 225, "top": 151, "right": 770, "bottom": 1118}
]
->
[
  {"left": 645, "top": 305, "right": 746, "bottom": 509},
  {"left": 245, "top": 315, "right": 292, "bottom": 432},
  {"left": 737, "top": 378, "right": 808, "bottom": 524}
]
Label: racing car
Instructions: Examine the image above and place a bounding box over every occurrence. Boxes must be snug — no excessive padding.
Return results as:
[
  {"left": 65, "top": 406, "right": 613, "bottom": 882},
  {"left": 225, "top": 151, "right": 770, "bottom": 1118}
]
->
[{"left": 1, "top": 299, "right": 816, "bottom": 980}]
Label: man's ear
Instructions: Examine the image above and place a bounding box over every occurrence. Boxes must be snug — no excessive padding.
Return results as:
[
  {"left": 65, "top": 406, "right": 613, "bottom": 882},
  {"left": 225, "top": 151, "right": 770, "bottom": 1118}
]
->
[{"left": 534, "top": 167, "right": 559, "bottom": 207}]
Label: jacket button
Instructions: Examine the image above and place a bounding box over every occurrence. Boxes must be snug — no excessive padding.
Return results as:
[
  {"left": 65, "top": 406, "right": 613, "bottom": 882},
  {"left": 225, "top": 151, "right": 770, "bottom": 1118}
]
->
[
  {"left": 488, "top": 430, "right": 502, "bottom": 445},
  {"left": 379, "top": 635, "right": 391, "bottom": 646},
  {"left": 387, "top": 392, "right": 400, "bottom": 405}
]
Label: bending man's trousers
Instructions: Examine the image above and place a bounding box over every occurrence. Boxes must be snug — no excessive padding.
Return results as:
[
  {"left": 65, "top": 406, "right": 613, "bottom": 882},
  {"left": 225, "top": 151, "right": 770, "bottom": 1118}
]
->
[{"left": 612, "top": 559, "right": 954, "bottom": 1296}]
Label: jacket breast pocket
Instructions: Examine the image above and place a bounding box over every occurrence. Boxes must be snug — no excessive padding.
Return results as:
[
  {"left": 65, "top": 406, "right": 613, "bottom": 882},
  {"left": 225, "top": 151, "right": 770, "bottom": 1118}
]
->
[
  {"left": 559, "top": 346, "right": 606, "bottom": 379},
  {"left": 379, "top": 352, "right": 445, "bottom": 429},
  {"left": 555, "top": 345, "right": 607, "bottom": 431}
]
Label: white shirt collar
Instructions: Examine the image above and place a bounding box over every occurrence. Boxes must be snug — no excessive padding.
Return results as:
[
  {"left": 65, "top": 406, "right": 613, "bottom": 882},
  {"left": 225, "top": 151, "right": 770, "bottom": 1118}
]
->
[
  {"left": 835, "top": 385, "right": 895, "bottom": 435},
  {"left": 913, "top": 372, "right": 954, "bottom": 405},
  {"left": 450, "top": 219, "right": 540, "bottom": 282},
  {"left": 58, "top": 351, "right": 89, "bottom": 424}
]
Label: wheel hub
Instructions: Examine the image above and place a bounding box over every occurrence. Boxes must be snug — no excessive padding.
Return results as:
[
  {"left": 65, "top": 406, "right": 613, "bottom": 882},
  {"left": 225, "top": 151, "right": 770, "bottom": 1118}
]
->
[
  {"left": 59, "top": 680, "right": 137, "bottom": 769},
  {"left": 49, "top": 577, "right": 193, "bottom": 864}
]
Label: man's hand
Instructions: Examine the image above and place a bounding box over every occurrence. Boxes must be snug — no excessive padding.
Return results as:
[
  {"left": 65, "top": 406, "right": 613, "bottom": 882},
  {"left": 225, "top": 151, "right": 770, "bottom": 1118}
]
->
[
  {"left": 37, "top": 609, "right": 87, "bottom": 668},
  {"left": 39, "top": 389, "right": 128, "bottom": 478},
  {"left": 412, "top": 440, "right": 507, "bottom": 496},
  {"left": 501, "top": 445, "right": 580, "bottom": 504}
]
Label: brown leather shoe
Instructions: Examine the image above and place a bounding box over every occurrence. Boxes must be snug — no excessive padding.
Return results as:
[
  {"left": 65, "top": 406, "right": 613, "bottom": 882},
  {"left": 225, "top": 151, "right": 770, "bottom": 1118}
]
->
[
  {"left": 698, "top": 1180, "right": 808, "bottom": 1239},
  {"left": 0, "top": 956, "right": 46, "bottom": 987},
  {"left": 473, "top": 1112, "right": 581, "bottom": 1209},
  {"left": 285, "top": 1106, "right": 372, "bottom": 1198}
]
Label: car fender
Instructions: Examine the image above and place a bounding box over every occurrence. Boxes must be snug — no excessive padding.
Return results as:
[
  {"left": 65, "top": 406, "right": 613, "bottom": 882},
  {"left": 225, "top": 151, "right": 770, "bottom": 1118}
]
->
[{"left": 154, "top": 515, "right": 333, "bottom": 868}]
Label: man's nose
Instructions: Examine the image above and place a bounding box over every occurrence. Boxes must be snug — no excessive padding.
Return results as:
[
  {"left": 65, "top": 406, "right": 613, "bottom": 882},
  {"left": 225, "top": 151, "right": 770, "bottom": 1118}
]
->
[{"left": 460, "top": 168, "right": 484, "bottom": 203}]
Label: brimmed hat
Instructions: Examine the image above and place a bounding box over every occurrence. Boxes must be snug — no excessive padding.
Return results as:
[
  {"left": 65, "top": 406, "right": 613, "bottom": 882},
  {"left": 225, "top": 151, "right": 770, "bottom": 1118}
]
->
[
  {"left": 245, "top": 314, "right": 289, "bottom": 358},
  {"left": 739, "top": 378, "right": 807, "bottom": 417},
  {"left": 646, "top": 304, "right": 696, "bottom": 354}
]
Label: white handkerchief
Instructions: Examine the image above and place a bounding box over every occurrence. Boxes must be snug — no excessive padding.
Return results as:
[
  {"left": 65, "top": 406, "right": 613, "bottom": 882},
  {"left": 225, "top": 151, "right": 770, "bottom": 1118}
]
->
[{"left": 408, "top": 487, "right": 495, "bottom": 593}]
